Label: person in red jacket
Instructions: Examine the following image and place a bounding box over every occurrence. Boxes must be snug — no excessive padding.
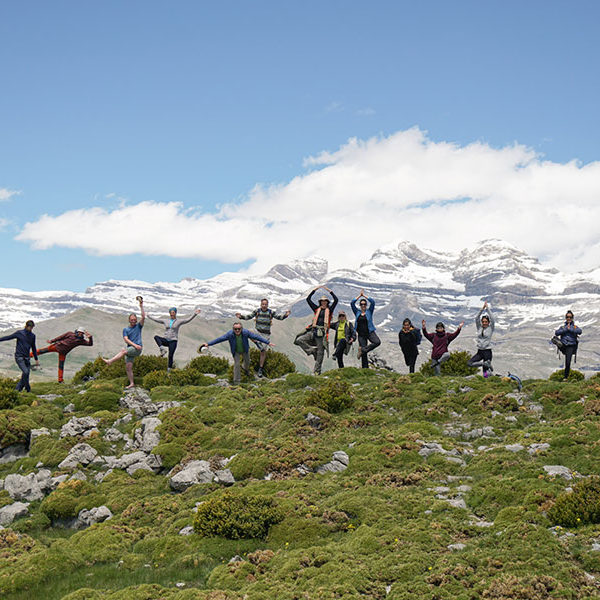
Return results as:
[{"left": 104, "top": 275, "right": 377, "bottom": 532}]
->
[
  {"left": 421, "top": 319, "right": 463, "bottom": 376},
  {"left": 33, "top": 328, "right": 93, "bottom": 383}
]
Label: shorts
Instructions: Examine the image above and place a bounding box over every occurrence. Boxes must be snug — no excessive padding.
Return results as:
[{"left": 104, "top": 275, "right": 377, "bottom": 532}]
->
[
  {"left": 125, "top": 346, "right": 142, "bottom": 363},
  {"left": 253, "top": 333, "right": 270, "bottom": 352}
]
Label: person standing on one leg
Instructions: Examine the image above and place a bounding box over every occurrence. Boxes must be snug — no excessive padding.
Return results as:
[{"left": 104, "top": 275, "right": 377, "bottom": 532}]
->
[
  {"left": 34, "top": 328, "right": 93, "bottom": 383},
  {"left": 236, "top": 299, "right": 290, "bottom": 377},
  {"left": 329, "top": 311, "right": 355, "bottom": 368},
  {"left": 200, "top": 323, "right": 272, "bottom": 385},
  {"left": 398, "top": 318, "right": 421, "bottom": 373},
  {"left": 294, "top": 286, "right": 338, "bottom": 375},
  {"left": 0, "top": 320, "right": 39, "bottom": 392},
  {"left": 147, "top": 307, "right": 201, "bottom": 372},
  {"left": 422, "top": 319, "right": 463, "bottom": 376},
  {"left": 351, "top": 290, "right": 380, "bottom": 369},
  {"left": 102, "top": 298, "right": 146, "bottom": 389},
  {"left": 467, "top": 302, "right": 495, "bottom": 377},
  {"left": 554, "top": 310, "right": 581, "bottom": 380}
]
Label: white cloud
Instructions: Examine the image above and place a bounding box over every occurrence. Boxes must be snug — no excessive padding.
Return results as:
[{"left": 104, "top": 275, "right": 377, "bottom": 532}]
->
[
  {"left": 0, "top": 188, "right": 20, "bottom": 202},
  {"left": 15, "top": 128, "right": 600, "bottom": 273}
]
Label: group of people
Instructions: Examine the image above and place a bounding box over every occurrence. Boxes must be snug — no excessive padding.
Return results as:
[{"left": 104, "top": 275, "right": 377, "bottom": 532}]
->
[{"left": 0, "top": 288, "right": 583, "bottom": 389}]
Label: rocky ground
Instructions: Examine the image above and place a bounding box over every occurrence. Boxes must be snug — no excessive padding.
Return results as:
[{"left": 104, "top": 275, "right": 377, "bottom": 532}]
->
[{"left": 0, "top": 365, "right": 599, "bottom": 599}]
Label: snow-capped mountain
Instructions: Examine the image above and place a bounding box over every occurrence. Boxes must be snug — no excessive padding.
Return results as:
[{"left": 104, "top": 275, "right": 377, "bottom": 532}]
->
[{"left": 1, "top": 240, "right": 599, "bottom": 331}]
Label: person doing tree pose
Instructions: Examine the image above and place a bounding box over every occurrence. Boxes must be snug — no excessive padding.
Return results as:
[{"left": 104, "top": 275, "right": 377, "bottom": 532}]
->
[
  {"left": 200, "top": 323, "right": 272, "bottom": 385},
  {"left": 398, "top": 318, "right": 421, "bottom": 373},
  {"left": 422, "top": 319, "right": 463, "bottom": 376},
  {"left": 554, "top": 310, "right": 582, "bottom": 380},
  {"left": 294, "top": 286, "right": 338, "bottom": 375},
  {"left": 236, "top": 298, "right": 290, "bottom": 377},
  {"left": 102, "top": 297, "right": 146, "bottom": 389},
  {"left": 0, "top": 320, "right": 39, "bottom": 392},
  {"left": 467, "top": 302, "right": 495, "bottom": 377},
  {"left": 147, "top": 307, "right": 201, "bottom": 371},
  {"left": 34, "top": 328, "right": 93, "bottom": 383},
  {"left": 329, "top": 311, "right": 356, "bottom": 369},
  {"left": 351, "top": 289, "right": 380, "bottom": 369}
]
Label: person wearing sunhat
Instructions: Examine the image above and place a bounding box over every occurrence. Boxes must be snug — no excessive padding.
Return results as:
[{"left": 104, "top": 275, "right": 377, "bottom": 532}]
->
[
  {"left": 147, "top": 306, "right": 201, "bottom": 371},
  {"left": 294, "top": 286, "right": 338, "bottom": 375},
  {"left": 33, "top": 327, "right": 94, "bottom": 383}
]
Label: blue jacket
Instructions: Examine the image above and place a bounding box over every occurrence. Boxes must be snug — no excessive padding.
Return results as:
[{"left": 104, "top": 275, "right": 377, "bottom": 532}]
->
[
  {"left": 351, "top": 297, "right": 376, "bottom": 333},
  {"left": 555, "top": 322, "right": 582, "bottom": 347},
  {"left": 0, "top": 329, "right": 38, "bottom": 359},
  {"left": 207, "top": 328, "right": 270, "bottom": 356}
]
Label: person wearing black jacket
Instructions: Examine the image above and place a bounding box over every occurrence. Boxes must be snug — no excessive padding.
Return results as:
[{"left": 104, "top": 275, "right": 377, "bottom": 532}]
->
[
  {"left": 330, "top": 311, "right": 356, "bottom": 368},
  {"left": 398, "top": 318, "right": 421, "bottom": 373},
  {"left": 0, "top": 320, "right": 39, "bottom": 392}
]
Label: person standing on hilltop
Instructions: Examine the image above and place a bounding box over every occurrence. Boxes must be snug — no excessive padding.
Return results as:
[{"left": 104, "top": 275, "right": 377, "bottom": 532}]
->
[
  {"left": 330, "top": 310, "right": 356, "bottom": 368},
  {"left": 33, "top": 328, "right": 93, "bottom": 383},
  {"left": 467, "top": 302, "right": 495, "bottom": 377},
  {"left": 147, "top": 306, "right": 201, "bottom": 372},
  {"left": 0, "top": 320, "right": 40, "bottom": 392},
  {"left": 554, "top": 310, "right": 582, "bottom": 380},
  {"left": 422, "top": 319, "right": 463, "bottom": 376},
  {"left": 398, "top": 318, "right": 421, "bottom": 373},
  {"left": 200, "top": 323, "right": 273, "bottom": 385},
  {"left": 102, "top": 297, "right": 145, "bottom": 389},
  {"left": 236, "top": 299, "right": 290, "bottom": 377},
  {"left": 294, "top": 286, "right": 338, "bottom": 375},
  {"left": 351, "top": 289, "right": 380, "bottom": 369}
]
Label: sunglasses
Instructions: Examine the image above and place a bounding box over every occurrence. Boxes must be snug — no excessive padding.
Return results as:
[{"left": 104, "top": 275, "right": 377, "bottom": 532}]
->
[{"left": 233, "top": 327, "right": 242, "bottom": 331}]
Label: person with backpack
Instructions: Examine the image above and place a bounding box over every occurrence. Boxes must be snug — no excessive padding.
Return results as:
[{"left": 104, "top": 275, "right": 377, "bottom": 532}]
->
[
  {"left": 236, "top": 298, "right": 290, "bottom": 377},
  {"left": 351, "top": 289, "right": 380, "bottom": 369},
  {"left": 294, "top": 286, "right": 338, "bottom": 375},
  {"left": 147, "top": 307, "right": 201, "bottom": 372},
  {"left": 330, "top": 311, "right": 356, "bottom": 368},
  {"left": 554, "top": 310, "right": 581, "bottom": 380},
  {"left": 467, "top": 302, "right": 495, "bottom": 377},
  {"left": 0, "top": 320, "right": 39, "bottom": 392},
  {"left": 422, "top": 319, "right": 463, "bottom": 376},
  {"left": 398, "top": 318, "right": 421, "bottom": 373}
]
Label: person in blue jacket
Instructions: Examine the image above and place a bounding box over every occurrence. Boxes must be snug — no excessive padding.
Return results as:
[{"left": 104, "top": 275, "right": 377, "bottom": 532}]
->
[
  {"left": 200, "top": 323, "right": 273, "bottom": 384},
  {"left": 351, "top": 289, "right": 381, "bottom": 368},
  {"left": 554, "top": 310, "right": 582, "bottom": 380},
  {"left": 0, "top": 320, "right": 39, "bottom": 392}
]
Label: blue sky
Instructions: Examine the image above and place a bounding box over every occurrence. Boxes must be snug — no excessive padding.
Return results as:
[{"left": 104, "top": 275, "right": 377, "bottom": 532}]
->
[{"left": 1, "top": 1, "right": 599, "bottom": 291}]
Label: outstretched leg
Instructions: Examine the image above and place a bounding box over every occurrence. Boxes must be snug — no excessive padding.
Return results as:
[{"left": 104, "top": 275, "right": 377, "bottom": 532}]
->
[{"left": 103, "top": 349, "right": 127, "bottom": 365}]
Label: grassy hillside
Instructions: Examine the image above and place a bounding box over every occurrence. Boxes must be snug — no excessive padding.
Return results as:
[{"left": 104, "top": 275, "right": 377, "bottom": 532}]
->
[{"left": 0, "top": 362, "right": 599, "bottom": 599}]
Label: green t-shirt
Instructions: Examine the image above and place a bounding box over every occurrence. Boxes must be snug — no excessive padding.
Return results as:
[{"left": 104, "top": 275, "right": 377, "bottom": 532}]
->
[
  {"left": 337, "top": 321, "right": 346, "bottom": 341},
  {"left": 235, "top": 333, "right": 244, "bottom": 355}
]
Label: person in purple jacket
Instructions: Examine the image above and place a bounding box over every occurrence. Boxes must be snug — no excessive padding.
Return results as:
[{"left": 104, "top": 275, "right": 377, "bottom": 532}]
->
[
  {"left": 422, "top": 319, "right": 463, "bottom": 376},
  {"left": 554, "top": 310, "right": 582, "bottom": 380},
  {"left": 200, "top": 323, "right": 273, "bottom": 384},
  {"left": 0, "top": 320, "right": 39, "bottom": 392}
]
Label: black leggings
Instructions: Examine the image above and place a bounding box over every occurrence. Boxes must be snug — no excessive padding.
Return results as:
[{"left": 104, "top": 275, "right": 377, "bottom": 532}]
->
[
  {"left": 561, "top": 345, "right": 576, "bottom": 378},
  {"left": 402, "top": 350, "right": 418, "bottom": 373},
  {"left": 154, "top": 336, "right": 178, "bottom": 368},
  {"left": 468, "top": 349, "right": 492, "bottom": 372},
  {"left": 358, "top": 332, "right": 381, "bottom": 368},
  {"left": 333, "top": 339, "right": 348, "bottom": 368}
]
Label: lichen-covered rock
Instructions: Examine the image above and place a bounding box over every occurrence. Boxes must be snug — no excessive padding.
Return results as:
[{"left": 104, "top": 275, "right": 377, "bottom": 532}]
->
[
  {"left": 214, "top": 469, "right": 235, "bottom": 486},
  {"left": 75, "top": 505, "right": 113, "bottom": 529},
  {"left": 543, "top": 465, "right": 573, "bottom": 480},
  {"left": 4, "top": 469, "right": 55, "bottom": 501},
  {"left": 0, "top": 502, "right": 30, "bottom": 526},
  {"left": 119, "top": 389, "right": 181, "bottom": 417},
  {"left": 317, "top": 451, "right": 349, "bottom": 474},
  {"left": 133, "top": 417, "right": 161, "bottom": 453},
  {"left": 60, "top": 417, "right": 99, "bottom": 438},
  {"left": 169, "top": 460, "right": 215, "bottom": 491},
  {"left": 58, "top": 443, "right": 98, "bottom": 469}
]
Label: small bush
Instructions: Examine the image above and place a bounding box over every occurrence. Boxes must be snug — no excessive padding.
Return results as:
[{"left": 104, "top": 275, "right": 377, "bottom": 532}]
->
[
  {"left": 40, "top": 479, "right": 105, "bottom": 521},
  {"left": 194, "top": 492, "right": 283, "bottom": 539},
  {"left": 549, "top": 369, "right": 584, "bottom": 382},
  {"left": 0, "top": 410, "right": 36, "bottom": 449},
  {"left": 419, "top": 350, "right": 478, "bottom": 376},
  {"left": 226, "top": 349, "right": 296, "bottom": 383},
  {"left": 0, "top": 378, "right": 19, "bottom": 410},
  {"left": 308, "top": 379, "right": 354, "bottom": 414},
  {"left": 142, "top": 368, "right": 214, "bottom": 390},
  {"left": 187, "top": 355, "right": 230, "bottom": 375},
  {"left": 73, "top": 355, "right": 169, "bottom": 384},
  {"left": 548, "top": 476, "right": 600, "bottom": 527}
]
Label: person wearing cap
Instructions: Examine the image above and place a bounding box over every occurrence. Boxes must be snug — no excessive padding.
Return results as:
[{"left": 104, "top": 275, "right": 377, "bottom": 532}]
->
[
  {"left": 33, "top": 328, "right": 94, "bottom": 383},
  {"left": 200, "top": 323, "right": 273, "bottom": 384},
  {"left": 329, "top": 311, "right": 355, "bottom": 368},
  {"left": 147, "top": 306, "right": 201, "bottom": 371},
  {"left": 102, "top": 297, "right": 145, "bottom": 389},
  {"left": 422, "top": 319, "right": 463, "bottom": 376},
  {"left": 351, "top": 289, "right": 380, "bottom": 369},
  {"left": 0, "top": 320, "right": 39, "bottom": 392},
  {"left": 236, "top": 298, "right": 290, "bottom": 378},
  {"left": 294, "top": 286, "right": 338, "bottom": 375}
]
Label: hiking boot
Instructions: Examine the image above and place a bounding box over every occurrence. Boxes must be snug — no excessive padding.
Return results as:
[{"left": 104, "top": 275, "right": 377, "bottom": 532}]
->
[{"left": 257, "top": 367, "right": 264, "bottom": 378}]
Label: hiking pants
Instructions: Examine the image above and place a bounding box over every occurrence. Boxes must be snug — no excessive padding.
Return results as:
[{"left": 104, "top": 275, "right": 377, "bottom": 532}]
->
[
  {"left": 15, "top": 356, "right": 31, "bottom": 392},
  {"left": 294, "top": 329, "right": 325, "bottom": 374},
  {"left": 358, "top": 332, "right": 381, "bottom": 368},
  {"left": 561, "top": 345, "right": 576, "bottom": 379},
  {"left": 233, "top": 351, "right": 250, "bottom": 384},
  {"left": 468, "top": 349, "right": 493, "bottom": 374},
  {"left": 154, "top": 336, "right": 178, "bottom": 368},
  {"left": 333, "top": 339, "right": 348, "bottom": 368},
  {"left": 402, "top": 349, "right": 418, "bottom": 373},
  {"left": 36, "top": 344, "right": 68, "bottom": 382},
  {"left": 431, "top": 352, "right": 450, "bottom": 376}
]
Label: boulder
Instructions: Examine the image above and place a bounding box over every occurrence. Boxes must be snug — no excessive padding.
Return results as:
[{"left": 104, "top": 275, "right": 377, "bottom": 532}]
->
[
  {"left": 214, "top": 469, "right": 235, "bottom": 486},
  {"left": 120, "top": 389, "right": 180, "bottom": 418},
  {"left": 317, "top": 451, "right": 349, "bottom": 474},
  {"left": 133, "top": 417, "right": 161, "bottom": 453},
  {"left": 0, "top": 502, "right": 30, "bottom": 526},
  {"left": 30, "top": 428, "right": 51, "bottom": 444},
  {"left": 0, "top": 444, "right": 29, "bottom": 465},
  {"left": 75, "top": 505, "right": 113, "bottom": 529},
  {"left": 60, "top": 417, "right": 99, "bottom": 438},
  {"left": 169, "top": 460, "right": 215, "bottom": 491},
  {"left": 543, "top": 465, "right": 573, "bottom": 480},
  {"left": 58, "top": 443, "right": 98, "bottom": 469},
  {"left": 4, "top": 470, "right": 54, "bottom": 501}
]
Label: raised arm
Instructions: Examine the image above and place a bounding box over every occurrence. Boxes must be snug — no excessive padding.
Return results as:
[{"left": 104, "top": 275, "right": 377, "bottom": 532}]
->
[
  {"left": 0, "top": 332, "right": 17, "bottom": 343},
  {"left": 139, "top": 300, "right": 146, "bottom": 327},
  {"left": 447, "top": 322, "right": 464, "bottom": 342},
  {"left": 329, "top": 289, "right": 338, "bottom": 312},
  {"left": 274, "top": 309, "right": 291, "bottom": 320},
  {"left": 306, "top": 288, "right": 319, "bottom": 312},
  {"left": 146, "top": 315, "right": 167, "bottom": 325},
  {"left": 176, "top": 310, "right": 201, "bottom": 326},
  {"left": 237, "top": 309, "right": 257, "bottom": 321}
]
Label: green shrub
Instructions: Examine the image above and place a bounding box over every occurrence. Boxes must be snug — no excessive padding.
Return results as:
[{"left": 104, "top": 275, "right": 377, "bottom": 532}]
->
[
  {"left": 308, "top": 378, "right": 354, "bottom": 414},
  {"left": 193, "top": 492, "right": 283, "bottom": 539},
  {"left": 73, "top": 355, "right": 168, "bottom": 383},
  {"left": 419, "top": 350, "right": 478, "bottom": 376},
  {"left": 548, "top": 477, "right": 600, "bottom": 527},
  {"left": 142, "top": 368, "right": 214, "bottom": 390},
  {"left": 187, "top": 355, "right": 230, "bottom": 375},
  {"left": 226, "top": 349, "right": 296, "bottom": 383},
  {"left": 549, "top": 369, "right": 585, "bottom": 382},
  {"left": 0, "top": 378, "right": 19, "bottom": 410},
  {"left": 0, "top": 410, "right": 35, "bottom": 449},
  {"left": 40, "top": 479, "right": 105, "bottom": 521}
]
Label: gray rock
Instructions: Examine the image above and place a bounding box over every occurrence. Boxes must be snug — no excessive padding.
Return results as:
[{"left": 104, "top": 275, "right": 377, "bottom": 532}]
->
[
  {"left": 505, "top": 444, "right": 525, "bottom": 453},
  {"left": 4, "top": 470, "right": 53, "bottom": 501},
  {"left": 457, "top": 485, "right": 472, "bottom": 493},
  {"left": 169, "top": 460, "right": 215, "bottom": 491},
  {"left": 447, "top": 543, "right": 466, "bottom": 551},
  {"left": 528, "top": 403, "right": 544, "bottom": 413},
  {"left": 37, "top": 394, "right": 63, "bottom": 401},
  {"left": 229, "top": 555, "right": 244, "bottom": 563},
  {"left": 317, "top": 451, "right": 350, "bottom": 474},
  {"left": 50, "top": 474, "right": 69, "bottom": 488},
  {"left": 591, "top": 542, "right": 600, "bottom": 552},
  {"left": 0, "top": 444, "right": 29, "bottom": 465},
  {"left": 120, "top": 389, "right": 181, "bottom": 418},
  {"left": 133, "top": 417, "right": 161, "bottom": 453},
  {"left": 214, "top": 469, "right": 235, "bottom": 486},
  {"left": 58, "top": 443, "right": 98, "bottom": 469},
  {"left": 30, "top": 428, "right": 51, "bottom": 444},
  {"left": 60, "top": 417, "right": 99, "bottom": 438},
  {"left": 463, "top": 427, "right": 495, "bottom": 441},
  {"left": 296, "top": 463, "right": 312, "bottom": 476},
  {"left": 82, "top": 428, "right": 100, "bottom": 438},
  {"left": 113, "top": 413, "right": 133, "bottom": 426},
  {"left": 0, "top": 502, "right": 30, "bottom": 526},
  {"left": 471, "top": 520, "right": 494, "bottom": 528},
  {"left": 126, "top": 454, "right": 162, "bottom": 476},
  {"left": 528, "top": 443, "right": 550, "bottom": 455},
  {"left": 94, "top": 469, "right": 113, "bottom": 483},
  {"left": 459, "top": 386, "right": 474, "bottom": 393},
  {"left": 75, "top": 505, "right": 112, "bottom": 529},
  {"left": 543, "top": 465, "right": 573, "bottom": 480},
  {"left": 63, "top": 403, "right": 76, "bottom": 413},
  {"left": 433, "top": 486, "right": 451, "bottom": 493},
  {"left": 179, "top": 525, "right": 194, "bottom": 536},
  {"left": 103, "top": 428, "right": 123, "bottom": 442},
  {"left": 69, "top": 470, "right": 87, "bottom": 481},
  {"left": 419, "top": 441, "right": 446, "bottom": 458},
  {"left": 305, "top": 412, "right": 322, "bottom": 429},
  {"left": 445, "top": 497, "right": 467, "bottom": 510}
]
